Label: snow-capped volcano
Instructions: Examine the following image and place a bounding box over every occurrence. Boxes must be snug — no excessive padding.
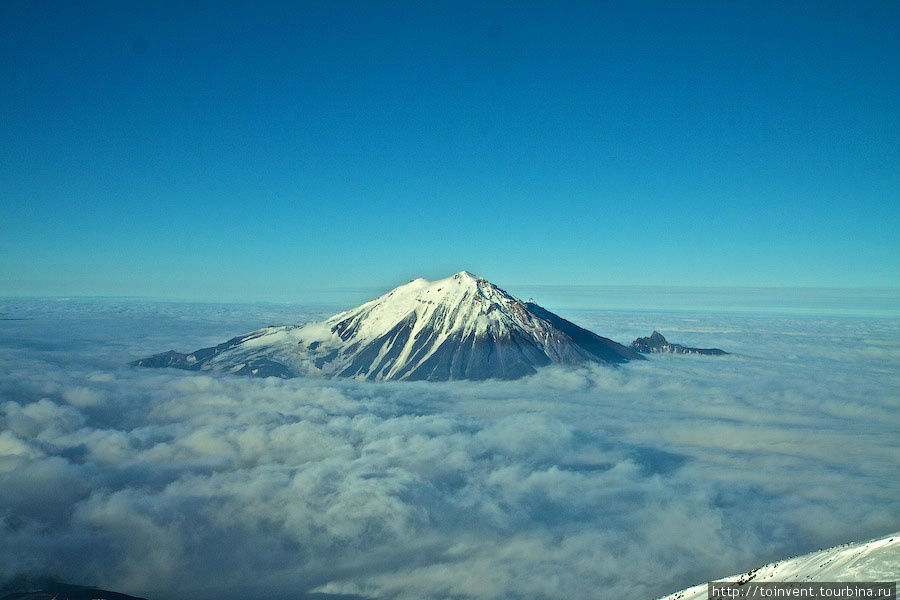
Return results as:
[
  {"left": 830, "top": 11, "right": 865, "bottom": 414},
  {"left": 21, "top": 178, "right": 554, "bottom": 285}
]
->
[{"left": 132, "top": 271, "right": 643, "bottom": 381}]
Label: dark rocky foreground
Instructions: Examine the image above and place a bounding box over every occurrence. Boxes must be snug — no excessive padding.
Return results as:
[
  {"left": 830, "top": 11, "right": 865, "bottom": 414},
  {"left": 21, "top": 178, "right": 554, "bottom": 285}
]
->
[{"left": 0, "top": 581, "right": 147, "bottom": 600}]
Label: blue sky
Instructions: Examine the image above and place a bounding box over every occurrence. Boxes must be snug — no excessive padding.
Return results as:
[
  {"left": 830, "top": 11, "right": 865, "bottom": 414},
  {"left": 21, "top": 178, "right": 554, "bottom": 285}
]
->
[{"left": 2, "top": 1, "right": 898, "bottom": 299}]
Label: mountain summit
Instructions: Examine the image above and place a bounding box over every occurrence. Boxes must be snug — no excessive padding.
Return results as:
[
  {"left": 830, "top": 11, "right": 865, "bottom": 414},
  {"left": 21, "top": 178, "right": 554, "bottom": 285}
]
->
[{"left": 132, "top": 271, "right": 643, "bottom": 381}]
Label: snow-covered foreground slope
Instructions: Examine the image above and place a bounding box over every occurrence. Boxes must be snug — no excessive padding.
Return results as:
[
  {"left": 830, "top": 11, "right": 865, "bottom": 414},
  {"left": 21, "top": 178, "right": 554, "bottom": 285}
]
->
[
  {"left": 660, "top": 532, "right": 900, "bottom": 600},
  {"left": 132, "top": 271, "right": 643, "bottom": 381}
]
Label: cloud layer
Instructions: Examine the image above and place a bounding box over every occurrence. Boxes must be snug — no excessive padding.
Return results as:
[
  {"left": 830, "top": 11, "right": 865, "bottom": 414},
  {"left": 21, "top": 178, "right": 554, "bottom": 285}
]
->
[{"left": 0, "top": 299, "right": 898, "bottom": 599}]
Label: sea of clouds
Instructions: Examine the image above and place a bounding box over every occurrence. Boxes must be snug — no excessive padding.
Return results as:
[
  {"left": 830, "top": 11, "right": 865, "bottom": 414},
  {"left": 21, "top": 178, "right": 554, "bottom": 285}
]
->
[{"left": 0, "top": 294, "right": 898, "bottom": 600}]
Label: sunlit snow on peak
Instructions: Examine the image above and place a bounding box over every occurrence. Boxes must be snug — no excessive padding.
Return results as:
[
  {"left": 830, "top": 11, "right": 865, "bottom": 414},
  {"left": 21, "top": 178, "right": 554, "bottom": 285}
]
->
[{"left": 131, "top": 273, "right": 642, "bottom": 381}]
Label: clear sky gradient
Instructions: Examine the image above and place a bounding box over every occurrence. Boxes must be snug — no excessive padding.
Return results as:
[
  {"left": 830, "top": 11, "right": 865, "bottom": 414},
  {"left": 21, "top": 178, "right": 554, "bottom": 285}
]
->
[{"left": 2, "top": 1, "right": 898, "bottom": 300}]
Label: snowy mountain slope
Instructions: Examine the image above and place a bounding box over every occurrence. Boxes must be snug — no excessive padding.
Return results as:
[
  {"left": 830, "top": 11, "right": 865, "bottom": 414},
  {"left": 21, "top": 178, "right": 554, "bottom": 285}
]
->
[
  {"left": 132, "top": 271, "right": 643, "bottom": 381},
  {"left": 660, "top": 532, "right": 900, "bottom": 600}
]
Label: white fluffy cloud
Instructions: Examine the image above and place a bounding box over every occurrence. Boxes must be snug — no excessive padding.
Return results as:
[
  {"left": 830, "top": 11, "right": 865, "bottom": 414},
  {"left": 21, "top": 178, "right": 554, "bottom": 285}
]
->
[{"left": 0, "top": 299, "right": 897, "bottom": 599}]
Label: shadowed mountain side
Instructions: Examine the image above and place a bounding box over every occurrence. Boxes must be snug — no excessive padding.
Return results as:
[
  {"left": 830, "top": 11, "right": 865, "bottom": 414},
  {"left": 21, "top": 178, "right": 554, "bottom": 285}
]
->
[
  {"left": 631, "top": 331, "right": 728, "bottom": 356},
  {"left": 525, "top": 302, "right": 644, "bottom": 364}
]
